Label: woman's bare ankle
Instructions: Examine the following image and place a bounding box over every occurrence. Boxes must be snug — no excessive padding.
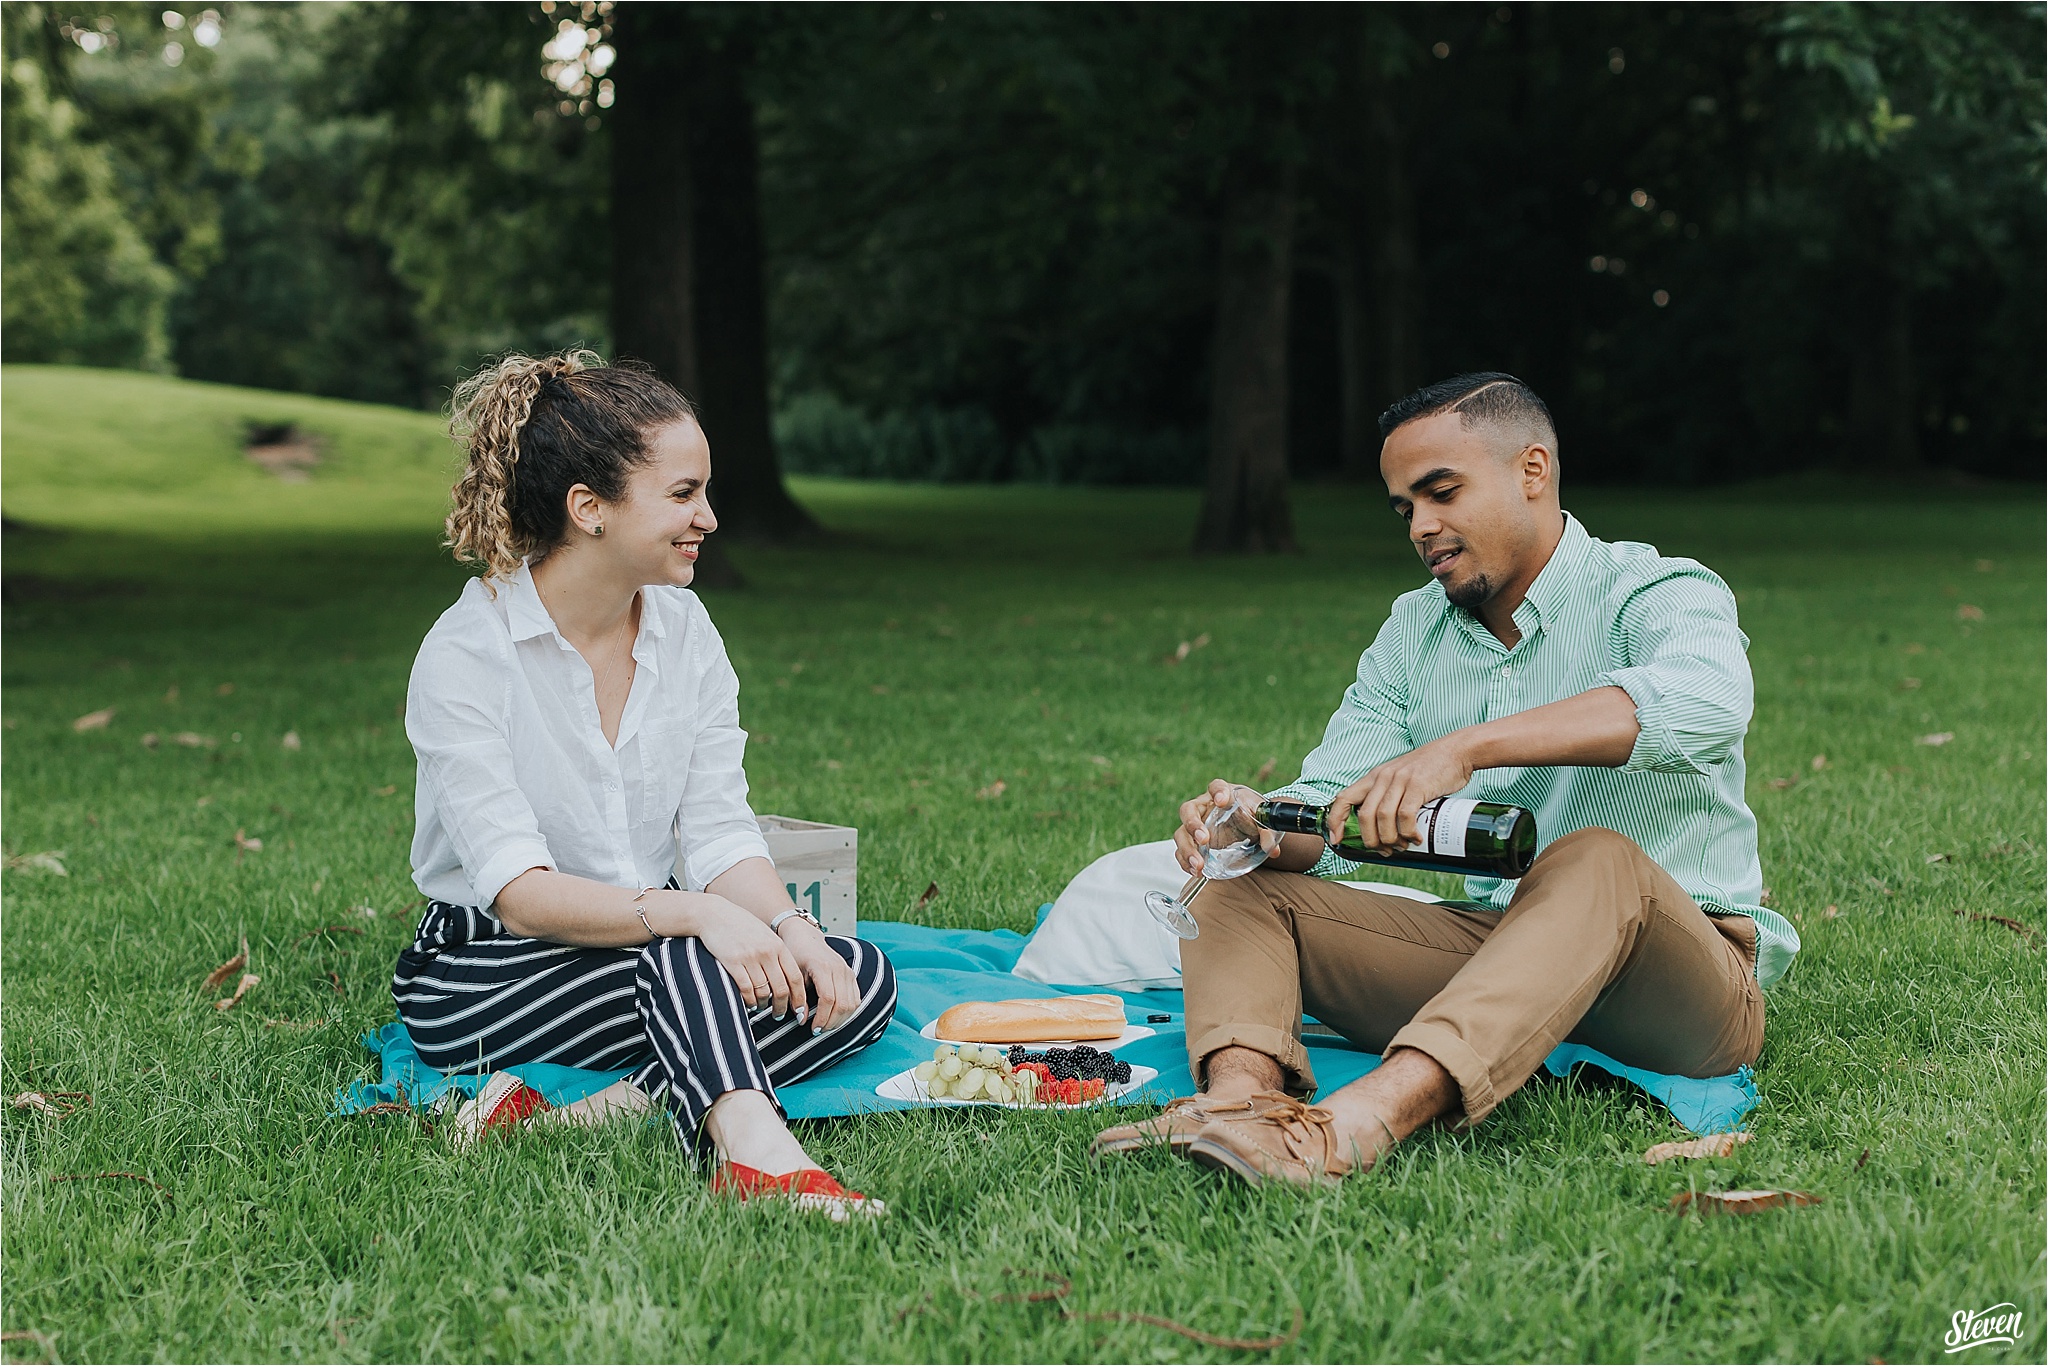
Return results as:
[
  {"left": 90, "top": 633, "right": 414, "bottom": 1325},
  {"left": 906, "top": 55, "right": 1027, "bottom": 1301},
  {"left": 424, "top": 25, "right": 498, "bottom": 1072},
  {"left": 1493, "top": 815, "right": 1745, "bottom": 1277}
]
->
[{"left": 704, "top": 1089, "right": 817, "bottom": 1176}]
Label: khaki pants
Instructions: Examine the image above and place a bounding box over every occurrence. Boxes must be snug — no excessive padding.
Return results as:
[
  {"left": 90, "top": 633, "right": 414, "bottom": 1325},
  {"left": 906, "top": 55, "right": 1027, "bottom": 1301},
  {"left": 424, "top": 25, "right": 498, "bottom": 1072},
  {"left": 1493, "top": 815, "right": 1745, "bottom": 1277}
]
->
[{"left": 1181, "top": 826, "right": 1765, "bottom": 1124}]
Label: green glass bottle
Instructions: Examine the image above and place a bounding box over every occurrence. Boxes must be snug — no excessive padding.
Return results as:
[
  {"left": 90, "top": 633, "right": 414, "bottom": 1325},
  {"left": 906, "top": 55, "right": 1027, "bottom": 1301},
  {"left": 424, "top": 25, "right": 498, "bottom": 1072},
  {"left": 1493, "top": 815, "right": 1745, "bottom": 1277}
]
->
[{"left": 1255, "top": 796, "right": 1538, "bottom": 879}]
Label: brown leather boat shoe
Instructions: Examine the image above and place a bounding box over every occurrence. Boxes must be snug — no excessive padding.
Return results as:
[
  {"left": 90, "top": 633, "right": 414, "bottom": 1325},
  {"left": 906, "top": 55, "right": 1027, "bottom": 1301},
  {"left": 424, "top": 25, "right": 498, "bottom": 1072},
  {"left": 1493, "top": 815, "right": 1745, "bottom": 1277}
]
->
[
  {"left": 1185, "top": 1092, "right": 1365, "bottom": 1188},
  {"left": 1088, "top": 1093, "right": 1281, "bottom": 1159}
]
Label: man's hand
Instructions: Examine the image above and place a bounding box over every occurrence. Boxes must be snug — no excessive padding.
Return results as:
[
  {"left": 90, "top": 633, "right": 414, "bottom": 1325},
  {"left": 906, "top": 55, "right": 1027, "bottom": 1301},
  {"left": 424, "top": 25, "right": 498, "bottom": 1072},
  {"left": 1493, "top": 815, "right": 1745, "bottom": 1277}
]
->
[
  {"left": 778, "top": 919, "right": 862, "bottom": 1032},
  {"left": 1324, "top": 734, "right": 1477, "bottom": 856},
  {"left": 1173, "top": 780, "right": 1280, "bottom": 876}
]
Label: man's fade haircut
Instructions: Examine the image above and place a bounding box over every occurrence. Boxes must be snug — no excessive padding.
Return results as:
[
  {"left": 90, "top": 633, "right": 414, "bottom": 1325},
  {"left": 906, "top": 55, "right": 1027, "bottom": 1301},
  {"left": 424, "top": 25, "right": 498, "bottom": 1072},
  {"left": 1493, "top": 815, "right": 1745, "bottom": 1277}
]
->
[{"left": 1377, "top": 372, "right": 1557, "bottom": 456}]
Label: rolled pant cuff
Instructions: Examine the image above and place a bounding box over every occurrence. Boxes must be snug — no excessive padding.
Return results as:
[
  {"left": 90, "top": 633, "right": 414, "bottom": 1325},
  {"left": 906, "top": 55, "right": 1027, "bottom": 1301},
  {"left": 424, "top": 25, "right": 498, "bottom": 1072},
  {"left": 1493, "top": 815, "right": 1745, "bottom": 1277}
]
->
[
  {"left": 1186, "top": 1023, "right": 1316, "bottom": 1097},
  {"left": 1385, "top": 1021, "right": 1498, "bottom": 1127}
]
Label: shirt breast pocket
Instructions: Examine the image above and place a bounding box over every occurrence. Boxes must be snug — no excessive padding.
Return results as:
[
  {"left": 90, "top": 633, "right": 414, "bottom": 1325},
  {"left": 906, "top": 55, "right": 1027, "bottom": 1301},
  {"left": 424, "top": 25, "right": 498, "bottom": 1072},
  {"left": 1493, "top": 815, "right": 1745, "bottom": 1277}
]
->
[{"left": 637, "top": 725, "right": 695, "bottom": 827}]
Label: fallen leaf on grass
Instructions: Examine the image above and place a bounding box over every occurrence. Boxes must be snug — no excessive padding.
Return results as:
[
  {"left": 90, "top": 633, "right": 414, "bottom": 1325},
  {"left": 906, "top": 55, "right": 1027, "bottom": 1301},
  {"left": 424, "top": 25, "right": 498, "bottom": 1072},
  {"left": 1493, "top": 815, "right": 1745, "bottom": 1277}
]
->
[
  {"left": 1644, "top": 1131, "right": 1752, "bottom": 1164},
  {"left": 196, "top": 795, "right": 213, "bottom": 807},
  {"left": 1951, "top": 909, "right": 2039, "bottom": 943},
  {"left": 201, "top": 938, "right": 250, "bottom": 992},
  {"left": 141, "top": 732, "right": 160, "bottom": 749},
  {"left": 351, "top": 904, "right": 378, "bottom": 920},
  {"left": 71, "top": 707, "right": 116, "bottom": 732},
  {"left": 914, "top": 881, "right": 940, "bottom": 911},
  {"left": 1088, "top": 754, "right": 1111, "bottom": 768},
  {"left": 870, "top": 684, "right": 889, "bottom": 695},
  {"left": 1810, "top": 754, "right": 1827, "bottom": 771},
  {"left": 1956, "top": 604, "right": 1984, "bottom": 621},
  {"left": 172, "top": 732, "right": 215, "bottom": 749},
  {"left": 1669, "top": 1188, "right": 1819, "bottom": 1216},
  {"left": 292, "top": 924, "right": 366, "bottom": 947},
  {"left": 976, "top": 779, "right": 1007, "bottom": 800},
  {"left": 1916, "top": 732, "right": 1954, "bottom": 747},
  {"left": 328, "top": 971, "right": 344, "bottom": 995},
  {"left": 1766, "top": 777, "right": 1796, "bottom": 790},
  {"left": 1897, "top": 677, "right": 1922, "bottom": 691},
  {"left": 233, "top": 829, "right": 263, "bottom": 861},
  {"left": 3, "top": 851, "right": 67, "bottom": 876},
  {"left": 1856, "top": 1147, "right": 1870, "bottom": 1170},
  {"left": 215, "top": 973, "right": 260, "bottom": 1012},
  {"left": 1823, "top": 905, "right": 1840, "bottom": 919},
  {"left": 215, "top": 682, "right": 235, "bottom": 696},
  {"left": 374, "top": 785, "right": 397, "bottom": 797},
  {"left": 7, "top": 1091, "right": 91, "bottom": 1118},
  {"left": 0, "top": 1328, "right": 57, "bottom": 1359},
  {"left": 1925, "top": 853, "right": 1951, "bottom": 864},
  {"left": 49, "top": 1170, "right": 171, "bottom": 1200},
  {"left": 1865, "top": 877, "right": 1893, "bottom": 896},
  {"left": 280, "top": 731, "right": 301, "bottom": 751},
  {"left": 1253, "top": 757, "right": 1278, "bottom": 784}
]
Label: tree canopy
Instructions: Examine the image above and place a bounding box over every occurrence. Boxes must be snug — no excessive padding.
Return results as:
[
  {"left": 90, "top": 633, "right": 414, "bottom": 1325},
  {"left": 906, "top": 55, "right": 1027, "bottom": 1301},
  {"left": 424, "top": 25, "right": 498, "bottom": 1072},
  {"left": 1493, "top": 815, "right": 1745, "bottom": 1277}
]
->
[{"left": 5, "top": 1, "right": 2041, "bottom": 502}]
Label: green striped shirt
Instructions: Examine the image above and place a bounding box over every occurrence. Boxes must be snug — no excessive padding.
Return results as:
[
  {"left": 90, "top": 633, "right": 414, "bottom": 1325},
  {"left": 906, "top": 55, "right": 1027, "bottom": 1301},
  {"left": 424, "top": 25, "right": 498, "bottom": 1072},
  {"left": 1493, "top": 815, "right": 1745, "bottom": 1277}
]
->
[{"left": 1272, "top": 513, "right": 1801, "bottom": 988}]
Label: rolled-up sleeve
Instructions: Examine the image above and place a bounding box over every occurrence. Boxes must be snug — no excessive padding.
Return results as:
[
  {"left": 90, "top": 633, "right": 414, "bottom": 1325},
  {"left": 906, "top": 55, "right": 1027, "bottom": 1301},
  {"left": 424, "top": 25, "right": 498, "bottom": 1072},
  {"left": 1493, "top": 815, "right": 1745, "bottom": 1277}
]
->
[
  {"left": 407, "top": 640, "right": 556, "bottom": 909},
  {"left": 675, "top": 619, "right": 772, "bottom": 892},
  {"left": 1270, "top": 613, "right": 1417, "bottom": 878},
  {"left": 1597, "top": 568, "right": 1753, "bottom": 775}
]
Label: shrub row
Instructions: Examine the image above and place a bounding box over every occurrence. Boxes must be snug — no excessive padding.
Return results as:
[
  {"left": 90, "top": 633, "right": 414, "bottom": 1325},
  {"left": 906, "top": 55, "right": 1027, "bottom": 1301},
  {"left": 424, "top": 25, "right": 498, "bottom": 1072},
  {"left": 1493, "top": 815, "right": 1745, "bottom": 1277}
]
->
[{"left": 773, "top": 393, "right": 1202, "bottom": 486}]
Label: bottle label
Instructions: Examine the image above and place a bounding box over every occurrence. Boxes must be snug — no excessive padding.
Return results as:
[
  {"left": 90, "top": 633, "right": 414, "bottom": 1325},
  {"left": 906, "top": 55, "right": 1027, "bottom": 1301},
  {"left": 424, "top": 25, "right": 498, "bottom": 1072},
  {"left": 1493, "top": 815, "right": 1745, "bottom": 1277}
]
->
[{"left": 1412, "top": 797, "right": 1478, "bottom": 858}]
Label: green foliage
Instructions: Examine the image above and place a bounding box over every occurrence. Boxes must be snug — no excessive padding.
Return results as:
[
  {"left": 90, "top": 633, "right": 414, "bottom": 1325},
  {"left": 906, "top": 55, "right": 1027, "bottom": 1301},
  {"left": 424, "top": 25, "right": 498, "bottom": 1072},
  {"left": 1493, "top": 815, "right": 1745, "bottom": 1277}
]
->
[
  {"left": 2, "top": 368, "right": 2043, "bottom": 1361},
  {"left": 2, "top": 4, "right": 2039, "bottom": 480},
  {"left": 0, "top": 7, "right": 177, "bottom": 369}
]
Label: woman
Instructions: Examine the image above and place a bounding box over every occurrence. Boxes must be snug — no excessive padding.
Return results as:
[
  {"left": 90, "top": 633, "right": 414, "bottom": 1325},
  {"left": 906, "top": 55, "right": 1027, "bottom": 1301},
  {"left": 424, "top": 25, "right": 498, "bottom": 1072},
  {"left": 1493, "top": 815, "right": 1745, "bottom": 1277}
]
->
[{"left": 392, "top": 350, "right": 896, "bottom": 1219}]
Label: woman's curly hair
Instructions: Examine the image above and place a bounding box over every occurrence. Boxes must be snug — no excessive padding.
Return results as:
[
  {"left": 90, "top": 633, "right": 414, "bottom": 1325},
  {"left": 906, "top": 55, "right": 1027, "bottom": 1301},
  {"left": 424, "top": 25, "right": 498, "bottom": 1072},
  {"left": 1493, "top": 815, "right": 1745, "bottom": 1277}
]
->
[{"left": 445, "top": 350, "right": 696, "bottom": 583}]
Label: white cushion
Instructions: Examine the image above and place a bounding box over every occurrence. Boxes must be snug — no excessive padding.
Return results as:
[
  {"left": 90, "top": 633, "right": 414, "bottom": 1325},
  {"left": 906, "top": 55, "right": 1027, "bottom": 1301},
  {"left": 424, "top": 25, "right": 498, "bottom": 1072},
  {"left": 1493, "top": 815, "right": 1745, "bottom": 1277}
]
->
[{"left": 1011, "top": 840, "right": 1444, "bottom": 991}]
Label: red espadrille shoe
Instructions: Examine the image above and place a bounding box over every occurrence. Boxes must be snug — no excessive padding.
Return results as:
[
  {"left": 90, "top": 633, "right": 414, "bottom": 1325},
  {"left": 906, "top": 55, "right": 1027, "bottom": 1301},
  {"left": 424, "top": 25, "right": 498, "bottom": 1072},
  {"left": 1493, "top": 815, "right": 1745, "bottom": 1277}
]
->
[
  {"left": 710, "top": 1162, "right": 887, "bottom": 1221},
  {"left": 448, "top": 1072, "right": 552, "bottom": 1148}
]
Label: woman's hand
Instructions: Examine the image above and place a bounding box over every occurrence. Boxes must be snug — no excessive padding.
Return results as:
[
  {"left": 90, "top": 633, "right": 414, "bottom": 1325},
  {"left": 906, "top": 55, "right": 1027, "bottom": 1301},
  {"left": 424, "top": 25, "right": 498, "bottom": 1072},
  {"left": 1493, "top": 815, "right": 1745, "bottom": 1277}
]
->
[
  {"left": 778, "top": 920, "right": 861, "bottom": 1032},
  {"left": 687, "top": 894, "right": 807, "bottom": 1018}
]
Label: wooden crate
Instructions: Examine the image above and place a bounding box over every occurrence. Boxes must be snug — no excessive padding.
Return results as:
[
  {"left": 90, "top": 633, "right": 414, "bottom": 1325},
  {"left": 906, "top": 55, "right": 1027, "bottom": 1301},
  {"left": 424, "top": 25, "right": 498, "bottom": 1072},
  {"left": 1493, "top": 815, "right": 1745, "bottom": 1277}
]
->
[{"left": 756, "top": 815, "right": 858, "bottom": 935}]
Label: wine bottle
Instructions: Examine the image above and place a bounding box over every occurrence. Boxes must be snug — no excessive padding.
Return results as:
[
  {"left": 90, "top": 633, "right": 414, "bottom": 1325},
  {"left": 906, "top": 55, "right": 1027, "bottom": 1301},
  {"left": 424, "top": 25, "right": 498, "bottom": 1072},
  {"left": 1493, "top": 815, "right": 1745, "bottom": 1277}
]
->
[{"left": 1255, "top": 795, "right": 1538, "bottom": 879}]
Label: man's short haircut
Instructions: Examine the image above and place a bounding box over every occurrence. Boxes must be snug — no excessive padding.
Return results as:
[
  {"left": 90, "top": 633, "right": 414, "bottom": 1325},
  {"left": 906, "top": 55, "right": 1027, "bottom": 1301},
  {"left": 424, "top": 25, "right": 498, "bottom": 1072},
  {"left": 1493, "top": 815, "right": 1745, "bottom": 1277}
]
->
[{"left": 1377, "top": 372, "right": 1557, "bottom": 452}]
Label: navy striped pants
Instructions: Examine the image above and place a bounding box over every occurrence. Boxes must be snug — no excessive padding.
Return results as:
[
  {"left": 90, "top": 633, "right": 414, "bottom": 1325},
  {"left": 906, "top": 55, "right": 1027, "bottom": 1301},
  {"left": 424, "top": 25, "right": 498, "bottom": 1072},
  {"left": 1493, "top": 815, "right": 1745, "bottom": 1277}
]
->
[{"left": 392, "top": 897, "right": 897, "bottom": 1147}]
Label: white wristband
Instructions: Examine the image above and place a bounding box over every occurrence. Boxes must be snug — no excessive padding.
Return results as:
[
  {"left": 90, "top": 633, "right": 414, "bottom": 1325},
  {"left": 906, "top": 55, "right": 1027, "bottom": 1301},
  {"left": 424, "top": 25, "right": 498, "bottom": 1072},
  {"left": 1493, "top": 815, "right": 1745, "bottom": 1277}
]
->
[{"left": 770, "top": 908, "right": 821, "bottom": 934}]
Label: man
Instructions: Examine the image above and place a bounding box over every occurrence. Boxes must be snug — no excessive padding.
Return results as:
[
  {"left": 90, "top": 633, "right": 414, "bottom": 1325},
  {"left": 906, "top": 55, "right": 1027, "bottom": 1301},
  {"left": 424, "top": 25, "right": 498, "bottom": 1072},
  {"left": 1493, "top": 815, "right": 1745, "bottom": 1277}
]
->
[{"left": 1092, "top": 372, "right": 1798, "bottom": 1187}]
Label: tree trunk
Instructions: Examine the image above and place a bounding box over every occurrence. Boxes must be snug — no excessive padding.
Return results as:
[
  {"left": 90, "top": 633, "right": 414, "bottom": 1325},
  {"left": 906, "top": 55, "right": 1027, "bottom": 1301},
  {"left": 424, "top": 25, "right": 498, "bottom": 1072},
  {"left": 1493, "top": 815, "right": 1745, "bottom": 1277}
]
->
[
  {"left": 609, "top": 4, "right": 696, "bottom": 393},
  {"left": 1335, "top": 81, "right": 1421, "bottom": 481},
  {"left": 1844, "top": 275, "right": 1919, "bottom": 472},
  {"left": 1193, "top": 162, "right": 1300, "bottom": 554},
  {"left": 607, "top": 3, "right": 814, "bottom": 582}
]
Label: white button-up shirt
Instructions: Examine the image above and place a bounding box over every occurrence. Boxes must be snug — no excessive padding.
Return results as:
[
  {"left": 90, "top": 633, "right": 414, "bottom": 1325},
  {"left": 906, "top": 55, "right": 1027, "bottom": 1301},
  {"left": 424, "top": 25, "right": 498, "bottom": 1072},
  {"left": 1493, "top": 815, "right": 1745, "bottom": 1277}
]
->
[{"left": 406, "top": 562, "right": 771, "bottom": 910}]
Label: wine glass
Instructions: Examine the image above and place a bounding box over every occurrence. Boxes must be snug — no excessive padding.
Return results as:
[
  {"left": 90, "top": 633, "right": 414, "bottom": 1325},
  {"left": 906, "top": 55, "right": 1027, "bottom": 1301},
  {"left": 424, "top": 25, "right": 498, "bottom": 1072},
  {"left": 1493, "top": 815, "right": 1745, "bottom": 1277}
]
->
[{"left": 1144, "top": 795, "right": 1271, "bottom": 940}]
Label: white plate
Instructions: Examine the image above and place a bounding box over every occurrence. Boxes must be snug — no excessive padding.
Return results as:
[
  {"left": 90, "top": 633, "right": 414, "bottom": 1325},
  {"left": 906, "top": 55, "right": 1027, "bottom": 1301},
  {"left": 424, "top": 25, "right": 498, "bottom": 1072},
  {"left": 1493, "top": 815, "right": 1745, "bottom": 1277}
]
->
[
  {"left": 876, "top": 1063, "right": 1159, "bottom": 1109},
  {"left": 917, "top": 1020, "right": 1157, "bottom": 1050}
]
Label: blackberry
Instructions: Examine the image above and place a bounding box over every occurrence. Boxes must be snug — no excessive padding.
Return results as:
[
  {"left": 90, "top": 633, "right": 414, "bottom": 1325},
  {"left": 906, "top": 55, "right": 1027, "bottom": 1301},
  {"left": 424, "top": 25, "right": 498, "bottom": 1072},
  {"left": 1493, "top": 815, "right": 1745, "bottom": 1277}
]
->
[
  {"left": 1007, "top": 1045, "right": 1027, "bottom": 1065},
  {"left": 1111, "top": 1061, "right": 1132, "bottom": 1085}
]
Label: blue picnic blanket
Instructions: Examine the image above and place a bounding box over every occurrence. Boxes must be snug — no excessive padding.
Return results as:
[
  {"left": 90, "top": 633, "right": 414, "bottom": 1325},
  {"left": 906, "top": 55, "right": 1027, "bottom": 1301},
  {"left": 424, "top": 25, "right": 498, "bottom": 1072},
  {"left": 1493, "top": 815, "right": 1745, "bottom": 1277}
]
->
[{"left": 338, "top": 916, "right": 1758, "bottom": 1135}]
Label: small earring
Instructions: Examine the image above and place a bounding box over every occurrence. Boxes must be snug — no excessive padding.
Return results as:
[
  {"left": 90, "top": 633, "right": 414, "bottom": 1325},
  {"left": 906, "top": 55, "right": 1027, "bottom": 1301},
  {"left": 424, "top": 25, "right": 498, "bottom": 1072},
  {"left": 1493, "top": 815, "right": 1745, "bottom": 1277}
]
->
[{"left": 591, "top": 524, "right": 604, "bottom": 537}]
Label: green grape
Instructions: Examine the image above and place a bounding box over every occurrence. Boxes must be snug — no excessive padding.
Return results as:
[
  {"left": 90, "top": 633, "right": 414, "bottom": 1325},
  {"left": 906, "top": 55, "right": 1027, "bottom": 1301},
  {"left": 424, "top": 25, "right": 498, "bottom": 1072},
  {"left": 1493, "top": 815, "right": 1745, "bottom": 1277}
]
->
[
  {"left": 957, "top": 1068, "right": 987, "bottom": 1099},
  {"left": 913, "top": 1060, "right": 939, "bottom": 1084},
  {"left": 937, "top": 1054, "right": 964, "bottom": 1080}
]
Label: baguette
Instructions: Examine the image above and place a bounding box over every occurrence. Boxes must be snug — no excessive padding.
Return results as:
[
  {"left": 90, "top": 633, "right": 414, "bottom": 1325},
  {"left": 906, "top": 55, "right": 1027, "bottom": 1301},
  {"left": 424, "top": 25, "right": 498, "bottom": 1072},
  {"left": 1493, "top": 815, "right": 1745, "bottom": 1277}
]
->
[{"left": 933, "top": 994, "right": 1126, "bottom": 1043}]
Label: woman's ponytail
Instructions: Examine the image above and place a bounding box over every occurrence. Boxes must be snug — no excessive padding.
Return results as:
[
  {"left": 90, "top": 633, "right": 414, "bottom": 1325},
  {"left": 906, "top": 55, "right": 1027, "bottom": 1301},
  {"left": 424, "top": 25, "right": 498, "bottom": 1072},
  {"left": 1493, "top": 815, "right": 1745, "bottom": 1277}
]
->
[{"left": 445, "top": 348, "right": 695, "bottom": 587}]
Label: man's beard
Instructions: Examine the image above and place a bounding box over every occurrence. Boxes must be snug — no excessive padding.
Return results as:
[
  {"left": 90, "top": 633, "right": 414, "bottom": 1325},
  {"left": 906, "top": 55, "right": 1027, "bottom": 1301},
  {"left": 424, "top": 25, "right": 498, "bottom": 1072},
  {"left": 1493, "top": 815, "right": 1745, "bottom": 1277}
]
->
[{"left": 1445, "top": 572, "right": 1495, "bottom": 611}]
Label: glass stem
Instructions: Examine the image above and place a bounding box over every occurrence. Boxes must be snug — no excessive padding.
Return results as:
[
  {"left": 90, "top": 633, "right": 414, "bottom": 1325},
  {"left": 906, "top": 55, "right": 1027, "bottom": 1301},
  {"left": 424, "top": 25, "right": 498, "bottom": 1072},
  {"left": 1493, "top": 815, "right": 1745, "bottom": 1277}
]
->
[{"left": 1176, "top": 871, "right": 1209, "bottom": 908}]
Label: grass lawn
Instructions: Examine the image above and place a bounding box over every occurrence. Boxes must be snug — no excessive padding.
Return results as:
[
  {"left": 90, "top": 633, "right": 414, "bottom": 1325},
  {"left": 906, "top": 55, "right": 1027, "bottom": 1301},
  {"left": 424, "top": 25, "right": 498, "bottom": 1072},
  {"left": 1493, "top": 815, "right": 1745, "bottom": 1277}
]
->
[{"left": 2, "top": 364, "right": 2043, "bottom": 1363}]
